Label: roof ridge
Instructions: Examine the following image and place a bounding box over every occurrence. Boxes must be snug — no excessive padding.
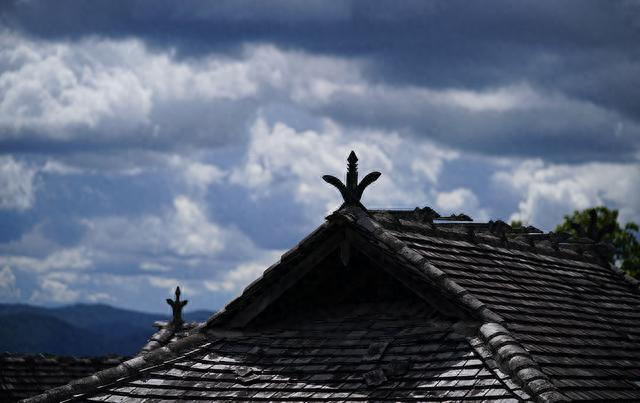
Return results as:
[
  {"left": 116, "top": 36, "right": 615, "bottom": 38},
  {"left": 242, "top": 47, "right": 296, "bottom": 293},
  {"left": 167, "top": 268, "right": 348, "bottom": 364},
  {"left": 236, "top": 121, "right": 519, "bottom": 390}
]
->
[
  {"left": 466, "top": 334, "right": 531, "bottom": 401},
  {"left": 138, "top": 322, "right": 178, "bottom": 354},
  {"left": 337, "top": 206, "right": 569, "bottom": 403},
  {"left": 372, "top": 209, "right": 612, "bottom": 267}
]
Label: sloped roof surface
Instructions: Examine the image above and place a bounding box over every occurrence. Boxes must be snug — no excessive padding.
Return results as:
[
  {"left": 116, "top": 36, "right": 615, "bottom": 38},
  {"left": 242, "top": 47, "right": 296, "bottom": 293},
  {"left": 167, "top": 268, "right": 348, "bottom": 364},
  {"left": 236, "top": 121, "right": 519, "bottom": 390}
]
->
[
  {"left": 369, "top": 209, "right": 640, "bottom": 401},
  {"left": 0, "top": 353, "right": 125, "bottom": 402},
  {"left": 68, "top": 301, "right": 528, "bottom": 402},
  {"left": 24, "top": 205, "right": 640, "bottom": 402}
]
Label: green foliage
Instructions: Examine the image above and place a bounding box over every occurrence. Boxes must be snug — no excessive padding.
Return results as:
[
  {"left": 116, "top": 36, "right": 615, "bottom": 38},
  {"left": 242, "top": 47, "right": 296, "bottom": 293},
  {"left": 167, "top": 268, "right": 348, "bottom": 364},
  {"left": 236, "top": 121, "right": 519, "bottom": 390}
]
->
[
  {"left": 555, "top": 206, "right": 640, "bottom": 278},
  {"left": 510, "top": 220, "right": 523, "bottom": 229}
]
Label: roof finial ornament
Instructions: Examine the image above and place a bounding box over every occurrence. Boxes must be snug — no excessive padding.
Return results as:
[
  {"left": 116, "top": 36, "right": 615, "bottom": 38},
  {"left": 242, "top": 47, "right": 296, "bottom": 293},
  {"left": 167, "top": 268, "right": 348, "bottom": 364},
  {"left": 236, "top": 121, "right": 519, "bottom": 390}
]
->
[
  {"left": 166, "top": 286, "right": 188, "bottom": 327},
  {"left": 323, "top": 151, "right": 381, "bottom": 209}
]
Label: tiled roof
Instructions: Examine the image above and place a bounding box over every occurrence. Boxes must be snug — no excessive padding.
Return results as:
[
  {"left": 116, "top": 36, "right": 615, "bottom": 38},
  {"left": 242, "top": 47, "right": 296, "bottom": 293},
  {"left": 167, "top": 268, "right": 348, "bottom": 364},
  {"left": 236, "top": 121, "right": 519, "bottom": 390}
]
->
[
  {"left": 0, "top": 353, "right": 126, "bottom": 402},
  {"left": 367, "top": 209, "right": 640, "bottom": 401},
  {"left": 81, "top": 301, "right": 529, "bottom": 402},
  {"left": 24, "top": 205, "right": 640, "bottom": 402}
]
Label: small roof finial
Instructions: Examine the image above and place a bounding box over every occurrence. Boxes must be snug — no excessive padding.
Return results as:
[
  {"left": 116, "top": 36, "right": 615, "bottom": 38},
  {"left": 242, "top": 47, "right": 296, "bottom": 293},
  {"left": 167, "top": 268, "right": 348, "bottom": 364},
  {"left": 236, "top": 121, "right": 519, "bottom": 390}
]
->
[
  {"left": 323, "top": 151, "right": 381, "bottom": 209},
  {"left": 166, "top": 286, "right": 188, "bottom": 327}
]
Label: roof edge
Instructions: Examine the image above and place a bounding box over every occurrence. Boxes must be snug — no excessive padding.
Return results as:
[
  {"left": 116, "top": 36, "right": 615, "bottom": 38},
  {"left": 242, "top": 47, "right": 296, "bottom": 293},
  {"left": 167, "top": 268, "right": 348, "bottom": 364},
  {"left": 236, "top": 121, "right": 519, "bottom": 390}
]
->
[
  {"left": 372, "top": 209, "right": 612, "bottom": 267},
  {"left": 604, "top": 261, "right": 640, "bottom": 295},
  {"left": 139, "top": 323, "right": 176, "bottom": 354},
  {"left": 203, "top": 218, "right": 344, "bottom": 329},
  {"left": 621, "top": 271, "right": 640, "bottom": 291},
  {"left": 21, "top": 331, "right": 211, "bottom": 403},
  {"left": 336, "top": 206, "right": 569, "bottom": 403}
]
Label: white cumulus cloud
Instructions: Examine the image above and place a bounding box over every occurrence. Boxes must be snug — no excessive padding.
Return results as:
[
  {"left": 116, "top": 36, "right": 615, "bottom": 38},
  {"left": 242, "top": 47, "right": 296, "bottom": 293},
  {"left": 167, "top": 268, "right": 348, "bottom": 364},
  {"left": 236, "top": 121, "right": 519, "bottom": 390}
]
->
[
  {"left": 0, "top": 156, "right": 36, "bottom": 210},
  {"left": 204, "top": 250, "right": 283, "bottom": 293},
  {"left": 435, "top": 187, "right": 489, "bottom": 221},
  {"left": 0, "top": 247, "right": 92, "bottom": 273},
  {"left": 81, "top": 196, "right": 225, "bottom": 259},
  {"left": 30, "top": 272, "right": 81, "bottom": 304},
  {"left": 231, "top": 117, "right": 458, "bottom": 217},
  {"left": 0, "top": 265, "right": 20, "bottom": 300},
  {"left": 167, "top": 155, "right": 226, "bottom": 191},
  {"left": 0, "top": 33, "right": 152, "bottom": 138},
  {"left": 493, "top": 159, "right": 640, "bottom": 230}
]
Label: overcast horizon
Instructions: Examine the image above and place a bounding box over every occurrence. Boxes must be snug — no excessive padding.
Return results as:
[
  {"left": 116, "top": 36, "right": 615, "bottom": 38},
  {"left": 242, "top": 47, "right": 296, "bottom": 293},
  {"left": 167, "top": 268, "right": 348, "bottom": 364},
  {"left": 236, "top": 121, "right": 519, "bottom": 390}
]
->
[{"left": 0, "top": 1, "right": 639, "bottom": 312}]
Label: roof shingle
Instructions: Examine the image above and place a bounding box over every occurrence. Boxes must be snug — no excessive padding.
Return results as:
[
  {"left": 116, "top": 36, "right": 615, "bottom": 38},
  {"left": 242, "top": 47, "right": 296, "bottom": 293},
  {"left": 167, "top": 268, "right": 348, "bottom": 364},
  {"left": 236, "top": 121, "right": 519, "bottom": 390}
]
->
[{"left": 0, "top": 353, "right": 126, "bottom": 402}]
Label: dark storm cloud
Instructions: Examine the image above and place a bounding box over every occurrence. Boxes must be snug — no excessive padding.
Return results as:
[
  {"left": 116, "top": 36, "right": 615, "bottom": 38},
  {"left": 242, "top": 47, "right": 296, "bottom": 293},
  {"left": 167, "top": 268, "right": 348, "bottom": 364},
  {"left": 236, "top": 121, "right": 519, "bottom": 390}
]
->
[
  {"left": 318, "top": 86, "right": 640, "bottom": 162},
  {"left": 3, "top": 0, "right": 639, "bottom": 120},
  {"left": 0, "top": 1, "right": 637, "bottom": 311},
  {"left": 2, "top": 0, "right": 639, "bottom": 163}
]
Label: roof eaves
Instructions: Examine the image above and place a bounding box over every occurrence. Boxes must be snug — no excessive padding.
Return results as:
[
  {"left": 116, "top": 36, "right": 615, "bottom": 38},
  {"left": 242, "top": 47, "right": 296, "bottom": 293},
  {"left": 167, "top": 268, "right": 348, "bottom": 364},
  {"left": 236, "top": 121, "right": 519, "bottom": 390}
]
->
[
  {"left": 337, "top": 205, "right": 569, "bottom": 403},
  {"left": 604, "top": 261, "right": 640, "bottom": 295},
  {"left": 621, "top": 271, "right": 640, "bottom": 290},
  {"left": 22, "top": 331, "right": 211, "bottom": 403}
]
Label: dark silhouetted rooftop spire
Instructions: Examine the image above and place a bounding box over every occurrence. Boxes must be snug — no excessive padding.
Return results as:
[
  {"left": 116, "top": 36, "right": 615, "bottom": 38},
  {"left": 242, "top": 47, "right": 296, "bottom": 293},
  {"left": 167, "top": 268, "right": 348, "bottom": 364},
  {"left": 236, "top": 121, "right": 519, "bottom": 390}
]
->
[
  {"left": 323, "top": 151, "right": 381, "bottom": 209},
  {"left": 166, "top": 286, "right": 188, "bottom": 327}
]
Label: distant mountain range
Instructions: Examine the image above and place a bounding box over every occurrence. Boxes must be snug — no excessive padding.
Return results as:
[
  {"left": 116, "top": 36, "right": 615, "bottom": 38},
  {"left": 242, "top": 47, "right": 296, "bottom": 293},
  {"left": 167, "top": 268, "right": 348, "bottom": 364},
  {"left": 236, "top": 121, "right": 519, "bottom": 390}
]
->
[{"left": 0, "top": 303, "right": 213, "bottom": 356}]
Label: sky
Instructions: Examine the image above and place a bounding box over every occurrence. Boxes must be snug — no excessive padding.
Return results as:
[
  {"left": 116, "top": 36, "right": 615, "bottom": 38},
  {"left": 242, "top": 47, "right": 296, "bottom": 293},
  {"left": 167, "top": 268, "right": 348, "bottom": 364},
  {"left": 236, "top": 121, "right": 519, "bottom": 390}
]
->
[{"left": 0, "top": 1, "right": 639, "bottom": 313}]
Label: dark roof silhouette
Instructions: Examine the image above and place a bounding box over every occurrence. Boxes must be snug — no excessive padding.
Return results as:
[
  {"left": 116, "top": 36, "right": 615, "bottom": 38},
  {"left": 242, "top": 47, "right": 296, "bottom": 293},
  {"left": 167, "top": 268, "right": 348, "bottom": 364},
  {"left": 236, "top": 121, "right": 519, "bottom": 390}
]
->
[
  {"left": 1, "top": 290, "right": 201, "bottom": 401},
  {"left": 24, "top": 153, "right": 640, "bottom": 402},
  {"left": 0, "top": 353, "right": 126, "bottom": 402}
]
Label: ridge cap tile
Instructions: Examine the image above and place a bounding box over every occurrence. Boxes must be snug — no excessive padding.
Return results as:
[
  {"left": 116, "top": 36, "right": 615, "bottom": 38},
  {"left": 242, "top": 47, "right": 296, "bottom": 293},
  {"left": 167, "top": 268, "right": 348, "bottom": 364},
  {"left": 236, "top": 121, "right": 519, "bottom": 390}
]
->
[{"left": 373, "top": 209, "right": 608, "bottom": 266}]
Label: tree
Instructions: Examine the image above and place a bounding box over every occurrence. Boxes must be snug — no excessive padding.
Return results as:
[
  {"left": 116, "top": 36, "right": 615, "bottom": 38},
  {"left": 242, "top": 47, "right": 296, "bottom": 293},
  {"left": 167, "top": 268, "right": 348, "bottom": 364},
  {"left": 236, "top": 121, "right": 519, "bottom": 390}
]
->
[{"left": 555, "top": 206, "right": 640, "bottom": 278}]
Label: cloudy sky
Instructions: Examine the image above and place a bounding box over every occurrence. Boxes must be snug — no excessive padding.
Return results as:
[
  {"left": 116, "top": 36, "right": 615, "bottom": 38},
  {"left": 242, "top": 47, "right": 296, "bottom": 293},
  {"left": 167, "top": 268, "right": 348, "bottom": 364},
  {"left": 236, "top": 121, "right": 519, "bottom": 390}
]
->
[{"left": 0, "top": 1, "right": 639, "bottom": 313}]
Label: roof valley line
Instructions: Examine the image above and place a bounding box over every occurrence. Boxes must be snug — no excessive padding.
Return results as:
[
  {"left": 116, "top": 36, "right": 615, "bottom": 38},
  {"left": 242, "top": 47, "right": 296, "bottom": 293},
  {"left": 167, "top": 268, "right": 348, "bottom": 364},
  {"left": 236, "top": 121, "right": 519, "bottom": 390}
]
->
[{"left": 23, "top": 152, "right": 640, "bottom": 403}]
